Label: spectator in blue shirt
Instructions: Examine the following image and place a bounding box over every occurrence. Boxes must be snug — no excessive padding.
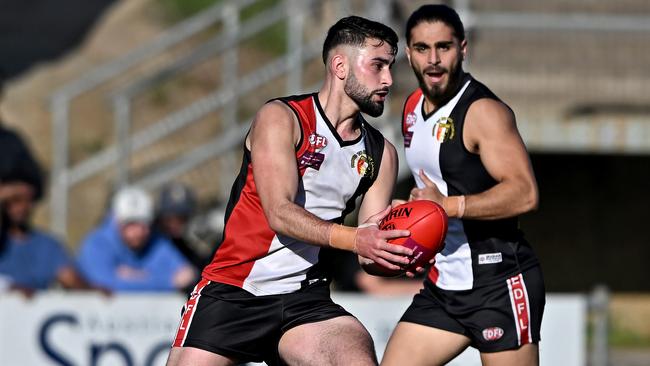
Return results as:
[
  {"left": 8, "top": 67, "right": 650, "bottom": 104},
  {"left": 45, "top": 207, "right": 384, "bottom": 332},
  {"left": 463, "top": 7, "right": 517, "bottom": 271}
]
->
[
  {"left": 0, "top": 178, "right": 94, "bottom": 295},
  {"left": 77, "top": 186, "right": 197, "bottom": 292}
]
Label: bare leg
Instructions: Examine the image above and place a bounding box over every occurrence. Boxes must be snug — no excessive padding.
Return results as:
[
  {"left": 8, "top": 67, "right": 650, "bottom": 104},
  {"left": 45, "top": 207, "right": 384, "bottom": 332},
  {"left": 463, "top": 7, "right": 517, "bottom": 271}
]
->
[
  {"left": 166, "top": 346, "right": 238, "bottom": 366},
  {"left": 481, "top": 343, "right": 539, "bottom": 366},
  {"left": 278, "top": 315, "right": 377, "bottom": 366},
  {"left": 381, "top": 322, "right": 471, "bottom": 366}
]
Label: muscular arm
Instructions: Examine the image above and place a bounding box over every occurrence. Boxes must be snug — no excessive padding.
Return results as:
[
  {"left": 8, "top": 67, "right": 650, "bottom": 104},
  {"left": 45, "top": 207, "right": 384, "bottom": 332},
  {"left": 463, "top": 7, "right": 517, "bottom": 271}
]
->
[
  {"left": 411, "top": 99, "right": 538, "bottom": 220},
  {"left": 249, "top": 103, "right": 410, "bottom": 268},
  {"left": 249, "top": 101, "right": 331, "bottom": 245},
  {"left": 460, "top": 99, "right": 538, "bottom": 219}
]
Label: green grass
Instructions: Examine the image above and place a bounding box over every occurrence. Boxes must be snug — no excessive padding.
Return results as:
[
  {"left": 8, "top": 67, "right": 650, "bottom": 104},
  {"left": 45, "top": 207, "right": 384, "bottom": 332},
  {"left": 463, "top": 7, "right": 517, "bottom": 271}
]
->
[
  {"left": 609, "top": 327, "right": 650, "bottom": 348},
  {"left": 158, "top": 0, "right": 282, "bottom": 22},
  {"left": 158, "top": 0, "right": 223, "bottom": 21},
  {"left": 157, "top": 0, "right": 286, "bottom": 55}
]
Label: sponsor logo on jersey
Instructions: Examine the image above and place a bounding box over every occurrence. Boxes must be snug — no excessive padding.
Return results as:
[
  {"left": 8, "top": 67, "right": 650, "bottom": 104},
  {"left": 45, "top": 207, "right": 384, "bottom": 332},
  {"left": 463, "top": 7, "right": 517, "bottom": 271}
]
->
[
  {"left": 298, "top": 151, "right": 325, "bottom": 171},
  {"left": 350, "top": 150, "right": 374, "bottom": 178},
  {"left": 478, "top": 252, "right": 503, "bottom": 265},
  {"left": 482, "top": 327, "right": 504, "bottom": 341},
  {"left": 432, "top": 116, "right": 455, "bottom": 143},
  {"left": 308, "top": 133, "right": 328, "bottom": 152},
  {"left": 404, "top": 131, "right": 414, "bottom": 148},
  {"left": 405, "top": 112, "right": 417, "bottom": 129}
]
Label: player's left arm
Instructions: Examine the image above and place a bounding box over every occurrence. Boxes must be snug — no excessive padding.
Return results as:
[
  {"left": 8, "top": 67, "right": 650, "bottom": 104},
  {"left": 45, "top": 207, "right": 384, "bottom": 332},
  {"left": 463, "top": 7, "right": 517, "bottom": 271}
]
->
[
  {"left": 410, "top": 98, "right": 538, "bottom": 220},
  {"left": 460, "top": 98, "right": 538, "bottom": 219}
]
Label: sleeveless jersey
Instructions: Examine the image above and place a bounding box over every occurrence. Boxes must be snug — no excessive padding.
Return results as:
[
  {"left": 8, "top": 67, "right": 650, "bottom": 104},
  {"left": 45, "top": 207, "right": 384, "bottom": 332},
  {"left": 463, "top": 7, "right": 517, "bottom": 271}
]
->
[
  {"left": 203, "top": 93, "right": 385, "bottom": 295},
  {"left": 402, "top": 74, "right": 538, "bottom": 290}
]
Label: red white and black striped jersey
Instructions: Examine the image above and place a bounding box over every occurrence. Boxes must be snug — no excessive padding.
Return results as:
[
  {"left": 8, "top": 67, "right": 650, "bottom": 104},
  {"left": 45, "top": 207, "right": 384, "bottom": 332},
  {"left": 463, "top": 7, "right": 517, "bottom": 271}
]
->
[
  {"left": 402, "top": 74, "right": 538, "bottom": 290},
  {"left": 203, "top": 93, "right": 385, "bottom": 295}
]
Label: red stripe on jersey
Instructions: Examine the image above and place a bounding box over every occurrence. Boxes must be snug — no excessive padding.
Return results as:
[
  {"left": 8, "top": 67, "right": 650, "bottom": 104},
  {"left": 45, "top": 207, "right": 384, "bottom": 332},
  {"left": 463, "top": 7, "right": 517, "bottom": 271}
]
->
[
  {"left": 173, "top": 278, "right": 210, "bottom": 347},
  {"left": 290, "top": 97, "right": 317, "bottom": 161},
  {"left": 428, "top": 263, "right": 440, "bottom": 284},
  {"left": 402, "top": 89, "right": 423, "bottom": 135},
  {"left": 507, "top": 273, "right": 532, "bottom": 345},
  {"left": 202, "top": 163, "right": 276, "bottom": 287}
]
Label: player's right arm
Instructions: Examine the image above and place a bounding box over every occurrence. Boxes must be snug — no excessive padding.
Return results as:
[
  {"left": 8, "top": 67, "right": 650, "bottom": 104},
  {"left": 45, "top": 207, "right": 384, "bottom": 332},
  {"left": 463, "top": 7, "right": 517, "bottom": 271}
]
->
[{"left": 248, "top": 101, "right": 410, "bottom": 269}]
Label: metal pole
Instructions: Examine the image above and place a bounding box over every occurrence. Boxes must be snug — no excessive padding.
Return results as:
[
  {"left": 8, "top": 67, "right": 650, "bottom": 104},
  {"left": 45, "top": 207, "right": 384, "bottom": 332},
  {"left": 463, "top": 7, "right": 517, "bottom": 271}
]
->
[
  {"left": 114, "top": 95, "right": 132, "bottom": 188},
  {"left": 220, "top": 4, "right": 240, "bottom": 199},
  {"left": 287, "top": 0, "right": 304, "bottom": 94},
  {"left": 590, "top": 284, "right": 610, "bottom": 366},
  {"left": 50, "top": 97, "right": 70, "bottom": 237},
  {"left": 222, "top": 4, "right": 239, "bottom": 127}
]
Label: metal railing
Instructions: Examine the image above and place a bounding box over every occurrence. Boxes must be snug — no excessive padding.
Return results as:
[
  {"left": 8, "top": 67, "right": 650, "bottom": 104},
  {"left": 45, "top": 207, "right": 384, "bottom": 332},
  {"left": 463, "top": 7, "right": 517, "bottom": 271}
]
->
[
  {"left": 49, "top": 0, "right": 650, "bottom": 239},
  {"left": 49, "top": 0, "right": 257, "bottom": 236},
  {"left": 48, "top": 0, "right": 358, "bottom": 236}
]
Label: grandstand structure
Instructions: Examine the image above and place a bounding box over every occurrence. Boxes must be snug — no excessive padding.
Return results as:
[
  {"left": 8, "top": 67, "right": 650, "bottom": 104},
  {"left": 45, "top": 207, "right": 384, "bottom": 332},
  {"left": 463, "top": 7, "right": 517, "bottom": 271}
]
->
[{"left": 47, "top": 0, "right": 650, "bottom": 246}]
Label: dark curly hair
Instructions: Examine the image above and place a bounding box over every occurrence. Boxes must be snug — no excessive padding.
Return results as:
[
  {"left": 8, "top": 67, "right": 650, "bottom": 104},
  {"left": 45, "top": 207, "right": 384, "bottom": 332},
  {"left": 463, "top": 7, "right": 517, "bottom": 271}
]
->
[{"left": 322, "top": 15, "right": 398, "bottom": 64}]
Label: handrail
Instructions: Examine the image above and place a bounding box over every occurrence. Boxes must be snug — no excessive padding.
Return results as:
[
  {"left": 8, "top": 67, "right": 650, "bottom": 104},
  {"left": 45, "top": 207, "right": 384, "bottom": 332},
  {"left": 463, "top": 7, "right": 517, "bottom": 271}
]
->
[
  {"left": 49, "top": 0, "right": 260, "bottom": 235},
  {"left": 65, "top": 0, "right": 314, "bottom": 188},
  {"left": 67, "top": 37, "right": 322, "bottom": 188}
]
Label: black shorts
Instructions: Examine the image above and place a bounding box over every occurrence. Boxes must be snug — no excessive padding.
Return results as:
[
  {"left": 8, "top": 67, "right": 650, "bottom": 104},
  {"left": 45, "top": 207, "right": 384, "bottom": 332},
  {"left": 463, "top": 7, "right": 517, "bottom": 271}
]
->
[
  {"left": 400, "top": 266, "right": 545, "bottom": 353},
  {"left": 172, "top": 278, "right": 351, "bottom": 365}
]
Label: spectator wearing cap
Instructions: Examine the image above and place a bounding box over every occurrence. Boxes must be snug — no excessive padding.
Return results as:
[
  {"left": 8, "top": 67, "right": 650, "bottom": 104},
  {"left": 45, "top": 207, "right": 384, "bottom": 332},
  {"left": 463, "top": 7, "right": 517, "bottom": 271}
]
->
[
  {"left": 155, "top": 182, "right": 210, "bottom": 271},
  {"left": 77, "top": 186, "right": 197, "bottom": 292}
]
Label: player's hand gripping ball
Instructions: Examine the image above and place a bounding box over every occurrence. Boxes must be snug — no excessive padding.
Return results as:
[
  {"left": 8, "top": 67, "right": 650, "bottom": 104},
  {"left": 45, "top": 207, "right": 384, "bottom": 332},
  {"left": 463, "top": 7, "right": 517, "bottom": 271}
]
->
[{"left": 378, "top": 200, "right": 448, "bottom": 274}]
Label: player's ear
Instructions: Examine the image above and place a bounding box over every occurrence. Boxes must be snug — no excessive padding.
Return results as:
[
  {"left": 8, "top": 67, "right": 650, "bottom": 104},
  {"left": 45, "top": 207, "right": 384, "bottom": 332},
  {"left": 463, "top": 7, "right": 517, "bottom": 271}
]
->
[
  {"left": 330, "top": 53, "right": 347, "bottom": 80},
  {"left": 460, "top": 39, "right": 468, "bottom": 61},
  {"left": 405, "top": 46, "right": 412, "bottom": 67}
]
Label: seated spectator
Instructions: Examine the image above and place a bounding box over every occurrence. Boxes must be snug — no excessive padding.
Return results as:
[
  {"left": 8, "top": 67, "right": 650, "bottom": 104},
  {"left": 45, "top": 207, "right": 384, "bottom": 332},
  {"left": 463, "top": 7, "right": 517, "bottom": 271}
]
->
[
  {"left": 154, "top": 182, "right": 211, "bottom": 271},
  {"left": 0, "top": 179, "right": 94, "bottom": 295},
  {"left": 77, "top": 186, "right": 196, "bottom": 292},
  {"left": 0, "top": 99, "right": 94, "bottom": 295}
]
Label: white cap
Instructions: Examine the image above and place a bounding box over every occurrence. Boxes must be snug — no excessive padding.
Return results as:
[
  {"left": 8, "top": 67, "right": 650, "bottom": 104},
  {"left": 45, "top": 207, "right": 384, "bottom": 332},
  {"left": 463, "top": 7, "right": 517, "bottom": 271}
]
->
[{"left": 112, "top": 186, "right": 153, "bottom": 224}]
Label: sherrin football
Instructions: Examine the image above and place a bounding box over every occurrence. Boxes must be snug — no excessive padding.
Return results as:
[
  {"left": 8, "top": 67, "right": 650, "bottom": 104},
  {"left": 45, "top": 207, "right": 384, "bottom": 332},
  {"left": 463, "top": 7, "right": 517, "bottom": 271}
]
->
[{"left": 376, "top": 200, "right": 448, "bottom": 274}]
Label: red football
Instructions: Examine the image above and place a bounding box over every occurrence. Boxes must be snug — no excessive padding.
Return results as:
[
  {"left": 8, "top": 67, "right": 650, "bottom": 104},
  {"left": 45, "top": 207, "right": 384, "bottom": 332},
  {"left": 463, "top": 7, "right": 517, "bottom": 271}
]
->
[{"left": 377, "top": 200, "right": 448, "bottom": 274}]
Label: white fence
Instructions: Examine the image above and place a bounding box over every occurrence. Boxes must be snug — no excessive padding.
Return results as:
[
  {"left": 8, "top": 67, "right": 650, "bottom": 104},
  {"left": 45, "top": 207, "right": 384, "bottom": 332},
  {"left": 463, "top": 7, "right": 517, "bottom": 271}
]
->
[{"left": 0, "top": 292, "right": 585, "bottom": 366}]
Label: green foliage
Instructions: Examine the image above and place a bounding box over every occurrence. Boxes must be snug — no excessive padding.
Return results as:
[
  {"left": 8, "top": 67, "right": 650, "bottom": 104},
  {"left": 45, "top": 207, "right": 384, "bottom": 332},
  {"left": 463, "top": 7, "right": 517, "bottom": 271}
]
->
[
  {"left": 157, "top": 0, "right": 286, "bottom": 55},
  {"left": 240, "top": 0, "right": 280, "bottom": 20},
  {"left": 158, "top": 0, "right": 223, "bottom": 21},
  {"left": 609, "top": 327, "right": 650, "bottom": 348}
]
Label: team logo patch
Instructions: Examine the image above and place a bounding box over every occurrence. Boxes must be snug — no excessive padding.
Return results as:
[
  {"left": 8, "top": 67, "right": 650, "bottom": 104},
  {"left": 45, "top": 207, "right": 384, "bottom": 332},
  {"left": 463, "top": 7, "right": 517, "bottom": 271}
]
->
[
  {"left": 478, "top": 252, "right": 503, "bottom": 265},
  {"left": 308, "top": 133, "right": 328, "bottom": 152},
  {"left": 350, "top": 150, "right": 375, "bottom": 178},
  {"left": 482, "top": 327, "right": 504, "bottom": 341},
  {"left": 405, "top": 112, "right": 417, "bottom": 128},
  {"left": 432, "top": 117, "right": 455, "bottom": 143}
]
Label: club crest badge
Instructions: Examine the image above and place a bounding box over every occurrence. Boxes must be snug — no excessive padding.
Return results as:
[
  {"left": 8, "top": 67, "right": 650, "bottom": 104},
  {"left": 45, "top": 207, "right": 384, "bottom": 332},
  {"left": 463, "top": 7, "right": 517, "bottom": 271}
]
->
[
  {"left": 432, "top": 116, "right": 455, "bottom": 143},
  {"left": 350, "top": 150, "right": 375, "bottom": 178}
]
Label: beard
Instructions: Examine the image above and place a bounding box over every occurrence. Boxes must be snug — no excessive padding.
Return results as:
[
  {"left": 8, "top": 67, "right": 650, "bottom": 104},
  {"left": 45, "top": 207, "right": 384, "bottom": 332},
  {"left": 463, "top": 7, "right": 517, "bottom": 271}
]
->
[
  {"left": 344, "top": 71, "right": 387, "bottom": 117},
  {"left": 414, "top": 60, "right": 463, "bottom": 105}
]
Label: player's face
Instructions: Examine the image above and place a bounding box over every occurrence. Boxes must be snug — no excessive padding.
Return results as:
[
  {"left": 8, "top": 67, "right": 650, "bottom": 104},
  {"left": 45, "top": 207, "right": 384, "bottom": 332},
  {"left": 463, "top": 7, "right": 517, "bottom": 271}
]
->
[
  {"left": 406, "top": 21, "right": 466, "bottom": 103},
  {"left": 120, "top": 221, "right": 151, "bottom": 250},
  {"left": 344, "top": 39, "right": 395, "bottom": 117},
  {"left": 2, "top": 182, "right": 35, "bottom": 227}
]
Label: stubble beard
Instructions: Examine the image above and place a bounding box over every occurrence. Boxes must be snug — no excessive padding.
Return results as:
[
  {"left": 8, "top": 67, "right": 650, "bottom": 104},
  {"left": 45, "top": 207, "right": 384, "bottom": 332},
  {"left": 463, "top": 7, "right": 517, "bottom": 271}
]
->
[{"left": 344, "top": 71, "right": 385, "bottom": 118}]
